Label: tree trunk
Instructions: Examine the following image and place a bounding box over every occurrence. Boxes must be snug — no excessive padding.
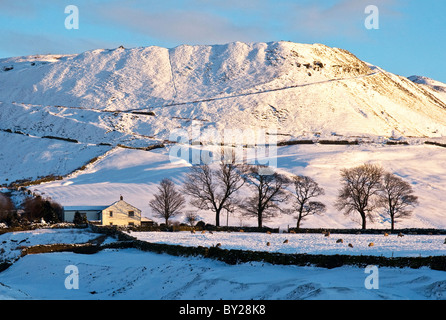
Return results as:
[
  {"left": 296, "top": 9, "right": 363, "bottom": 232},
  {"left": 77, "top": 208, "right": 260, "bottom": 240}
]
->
[
  {"left": 258, "top": 212, "right": 263, "bottom": 228},
  {"left": 226, "top": 210, "right": 229, "bottom": 227},
  {"left": 215, "top": 210, "right": 220, "bottom": 227},
  {"left": 296, "top": 216, "right": 302, "bottom": 230},
  {"left": 296, "top": 206, "right": 303, "bottom": 230},
  {"left": 360, "top": 211, "right": 367, "bottom": 230}
]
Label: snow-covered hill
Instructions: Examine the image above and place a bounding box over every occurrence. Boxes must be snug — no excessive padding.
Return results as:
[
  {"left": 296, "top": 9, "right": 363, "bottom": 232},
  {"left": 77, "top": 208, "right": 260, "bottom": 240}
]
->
[
  {"left": 408, "top": 75, "right": 446, "bottom": 106},
  {"left": 1, "top": 41, "right": 446, "bottom": 145},
  {"left": 2, "top": 41, "right": 446, "bottom": 229}
]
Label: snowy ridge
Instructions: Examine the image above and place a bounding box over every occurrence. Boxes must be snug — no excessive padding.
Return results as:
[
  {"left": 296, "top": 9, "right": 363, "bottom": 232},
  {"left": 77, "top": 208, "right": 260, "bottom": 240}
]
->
[
  {"left": 408, "top": 75, "right": 446, "bottom": 105},
  {"left": 1, "top": 41, "right": 446, "bottom": 144}
]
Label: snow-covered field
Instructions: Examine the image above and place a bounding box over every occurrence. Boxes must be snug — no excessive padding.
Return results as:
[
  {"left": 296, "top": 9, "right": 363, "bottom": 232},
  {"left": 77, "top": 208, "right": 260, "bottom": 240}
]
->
[
  {"left": 130, "top": 231, "right": 446, "bottom": 258},
  {"left": 0, "top": 248, "right": 444, "bottom": 300},
  {"left": 0, "top": 227, "right": 443, "bottom": 300},
  {"left": 0, "top": 227, "right": 110, "bottom": 263}
]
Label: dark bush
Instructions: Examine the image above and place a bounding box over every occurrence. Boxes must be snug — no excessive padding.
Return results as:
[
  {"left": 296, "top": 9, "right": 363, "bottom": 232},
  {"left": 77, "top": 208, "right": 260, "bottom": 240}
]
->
[
  {"left": 22, "top": 196, "right": 63, "bottom": 223},
  {"left": 318, "top": 140, "right": 359, "bottom": 145},
  {"left": 0, "top": 193, "right": 15, "bottom": 224},
  {"left": 42, "top": 136, "right": 79, "bottom": 143},
  {"left": 196, "top": 221, "right": 206, "bottom": 229},
  {"left": 313, "top": 61, "right": 324, "bottom": 68},
  {"left": 73, "top": 211, "right": 88, "bottom": 225},
  {"left": 277, "top": 140, "right": 314, "bottom": 146}
]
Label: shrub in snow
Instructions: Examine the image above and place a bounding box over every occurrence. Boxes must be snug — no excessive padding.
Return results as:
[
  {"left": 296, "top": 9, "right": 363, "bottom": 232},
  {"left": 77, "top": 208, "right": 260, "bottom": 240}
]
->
[{"left": 73, "top": 211, "right": 88, "bottom": 225}]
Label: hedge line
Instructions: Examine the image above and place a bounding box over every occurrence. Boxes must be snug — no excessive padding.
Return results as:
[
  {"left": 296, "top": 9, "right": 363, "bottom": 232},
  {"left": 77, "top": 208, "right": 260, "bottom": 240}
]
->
[
  {"left": 41, "top": 135, "right": 79, "bottom": 143},
  {"left": 21, "top": 243, "right": 101, "bottom": 256},
  {"left": 94, "top": 223, "right": 446, "bottom": 236},
  {"left": 424, "top": 141, "right": 446, "bottom": 148},
  {"left": 90, "top": 226, "right": 446, "bottom": 271},
  {"left": 100, "top": 237, "right": 446, "bottom": 271}
]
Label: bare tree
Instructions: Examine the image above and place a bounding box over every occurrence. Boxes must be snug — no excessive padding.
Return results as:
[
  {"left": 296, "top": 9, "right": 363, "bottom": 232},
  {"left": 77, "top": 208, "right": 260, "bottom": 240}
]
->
[
  {"left": 240, "top": 165, "right": 288, "bottom": 228},
  {"left": 378, "top": 172, "right": 418, "bottom": 232},
  {"left": 290, "top": 175, "right": 326, "bottom": 229},
  {"left": 184, "top": 211, "right": 199, "bottom": 227},
  {"left": 182, "top": 155, "right": 245, "bottom": 227},
  {"left": 149, "top": 178, "right": 185, "bottom": 225},
  {"left": 335, "top": 163, "right": 384, "bottom": 230}
]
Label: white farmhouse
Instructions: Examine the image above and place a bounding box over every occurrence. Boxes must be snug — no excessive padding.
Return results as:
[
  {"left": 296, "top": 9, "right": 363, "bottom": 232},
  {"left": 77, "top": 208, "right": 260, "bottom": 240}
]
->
[{"left": 63, "top": 196, "right": 144, "bottom": 227}]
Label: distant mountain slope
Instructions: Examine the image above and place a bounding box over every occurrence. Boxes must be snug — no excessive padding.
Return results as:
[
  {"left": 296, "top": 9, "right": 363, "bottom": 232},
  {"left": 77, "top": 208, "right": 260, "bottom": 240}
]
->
[
  {"left": 408, "top": 75, "right": 446, "bottom": 105},
  {"left": 1, "top": 41, "right": 446, "bottom": 144}
]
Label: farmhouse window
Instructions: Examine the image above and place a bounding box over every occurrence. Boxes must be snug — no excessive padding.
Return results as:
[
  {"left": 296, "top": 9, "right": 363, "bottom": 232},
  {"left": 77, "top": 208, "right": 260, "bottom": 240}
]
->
[{"left": 128, "top": 211, "right": 134, "bottom": 217}]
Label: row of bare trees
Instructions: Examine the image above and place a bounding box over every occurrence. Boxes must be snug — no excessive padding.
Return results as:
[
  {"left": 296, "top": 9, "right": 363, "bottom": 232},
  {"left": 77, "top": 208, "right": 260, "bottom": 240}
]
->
[
  {"left": 336, "top": 163, "right": 418, "bottom": 230},
  {"left": 149, "top": 160, "right": 418, "bottom": 231}
]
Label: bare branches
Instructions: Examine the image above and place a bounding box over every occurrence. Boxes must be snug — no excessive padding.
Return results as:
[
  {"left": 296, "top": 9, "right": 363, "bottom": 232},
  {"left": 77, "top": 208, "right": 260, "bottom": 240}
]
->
[
  {"left": 378, "top": 172, "right": 418, "bottom": 231},
  {"left": 184, "top": 211, "right": 199, "bottom": 227},
  {"left": 160, "top": 156, "right": 419, "bottom": 231},
  {"left": 290, "top": 175, "right": 326, "bottom": 229},
  {"left": 240, "top": 165, "right": 289, "bottom": 228},
  {"left": 149, "top": 178, "right": 185, "bottom": 225},
  {"left": 335, "top": 163, "right": 384, "bottom": 229},
  {"left": 182, "top": 155, "right": 245, "bottom": 226},
  {"left": 335, "top": 163, "right": 419, "bottom": 230}
]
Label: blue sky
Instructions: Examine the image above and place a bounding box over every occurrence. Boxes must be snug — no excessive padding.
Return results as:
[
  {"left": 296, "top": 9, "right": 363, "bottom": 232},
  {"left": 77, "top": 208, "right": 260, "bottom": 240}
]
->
[{"left": 1, "top": 0, "right": 445, "bottom": 82}]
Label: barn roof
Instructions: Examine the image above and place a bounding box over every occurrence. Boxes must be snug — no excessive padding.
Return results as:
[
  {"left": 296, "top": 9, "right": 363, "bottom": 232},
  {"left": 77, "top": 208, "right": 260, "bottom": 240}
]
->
[{"left": 64, "top": 206, "right": 108, "bottom": 211}]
